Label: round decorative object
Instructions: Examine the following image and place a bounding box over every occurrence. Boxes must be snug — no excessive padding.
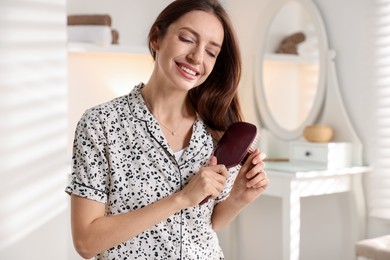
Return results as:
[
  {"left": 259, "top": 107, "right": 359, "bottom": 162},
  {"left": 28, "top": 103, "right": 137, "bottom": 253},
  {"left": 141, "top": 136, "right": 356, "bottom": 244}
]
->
[{"left": 303, "top": 124, "right": 333, "bottom": 142}]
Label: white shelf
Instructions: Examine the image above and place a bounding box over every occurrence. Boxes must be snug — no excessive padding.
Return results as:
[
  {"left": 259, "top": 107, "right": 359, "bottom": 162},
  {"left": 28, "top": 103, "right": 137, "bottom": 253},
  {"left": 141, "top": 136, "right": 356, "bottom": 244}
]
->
[
  {"left": 264, "top": 53, "right": 318, "bottom": 64},
  {"left": 67, "top": 42, "right": 150, "bottom": 54}
]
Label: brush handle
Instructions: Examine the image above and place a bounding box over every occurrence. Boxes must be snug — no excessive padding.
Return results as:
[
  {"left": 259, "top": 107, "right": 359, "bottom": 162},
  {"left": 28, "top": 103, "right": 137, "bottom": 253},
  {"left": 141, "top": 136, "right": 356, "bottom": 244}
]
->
[{"left": 199, "top": 196, "right": 210, "bottom": 205}]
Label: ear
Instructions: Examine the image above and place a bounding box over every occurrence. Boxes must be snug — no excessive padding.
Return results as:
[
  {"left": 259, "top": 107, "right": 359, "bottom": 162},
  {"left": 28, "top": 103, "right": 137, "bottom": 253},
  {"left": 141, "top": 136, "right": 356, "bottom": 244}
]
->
[
  {"left": 150, "top": 39, "right": 159, "bottom": 51},
  {"left": 150, "top": 26, "right": 160, "bottom": 51}
]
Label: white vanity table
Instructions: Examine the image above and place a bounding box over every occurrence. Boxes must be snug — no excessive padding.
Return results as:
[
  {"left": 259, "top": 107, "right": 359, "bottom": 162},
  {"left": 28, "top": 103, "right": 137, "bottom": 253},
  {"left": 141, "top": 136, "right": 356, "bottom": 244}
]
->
[
  {"left": 251, "top": 0, "right": 370, "bottom": 259},
  {"left": 264, "top": 162, "right": 371, "bottom": 260}
]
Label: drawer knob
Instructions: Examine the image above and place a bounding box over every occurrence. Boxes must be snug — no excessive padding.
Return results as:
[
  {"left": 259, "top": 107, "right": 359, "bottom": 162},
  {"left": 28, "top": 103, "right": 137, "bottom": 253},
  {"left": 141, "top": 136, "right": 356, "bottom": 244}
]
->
[{"left": 305, "top": 151, "right": 311, "bottom": 157}]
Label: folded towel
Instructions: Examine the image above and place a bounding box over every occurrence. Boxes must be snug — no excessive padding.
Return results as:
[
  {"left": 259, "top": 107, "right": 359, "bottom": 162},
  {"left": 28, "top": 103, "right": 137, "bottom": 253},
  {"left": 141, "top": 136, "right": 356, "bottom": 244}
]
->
[
  {"left": 111, "top": 29, "right": 119, "bottom": 44},
  {"left": 67, "top": 25, "right": 112, "bottom": 46},
  {"left": 67, "top": 14, "right": 112, "bottom": 26}
]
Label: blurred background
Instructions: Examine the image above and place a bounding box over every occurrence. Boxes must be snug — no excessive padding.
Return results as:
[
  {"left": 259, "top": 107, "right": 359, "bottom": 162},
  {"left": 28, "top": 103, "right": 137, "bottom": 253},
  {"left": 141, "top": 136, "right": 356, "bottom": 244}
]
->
[{"left": 1, "top": 0, "right": 389, "bottom": 259}]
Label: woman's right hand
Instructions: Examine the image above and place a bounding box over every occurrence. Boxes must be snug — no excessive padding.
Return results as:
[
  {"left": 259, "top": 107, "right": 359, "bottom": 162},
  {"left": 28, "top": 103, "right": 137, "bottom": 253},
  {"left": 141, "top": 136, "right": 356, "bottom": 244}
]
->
[{"left": 178, "top": 156, "right": 228, "bottom": 207}]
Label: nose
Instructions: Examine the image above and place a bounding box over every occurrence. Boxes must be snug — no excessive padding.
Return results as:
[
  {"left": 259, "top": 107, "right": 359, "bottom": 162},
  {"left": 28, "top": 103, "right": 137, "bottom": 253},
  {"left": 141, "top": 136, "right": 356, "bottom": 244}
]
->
[{"left": 187, "top": 46, "right": 203, "bottom": 64}]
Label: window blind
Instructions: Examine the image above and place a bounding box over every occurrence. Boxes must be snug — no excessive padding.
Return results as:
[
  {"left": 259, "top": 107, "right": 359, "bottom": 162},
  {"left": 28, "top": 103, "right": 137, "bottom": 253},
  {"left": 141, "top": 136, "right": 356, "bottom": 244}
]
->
[
  {"left": 367, "top": 0, "right": 390, "bottom": 220},
  {"left": 0, "top": 0, "right": 68, "bottom": 250}
]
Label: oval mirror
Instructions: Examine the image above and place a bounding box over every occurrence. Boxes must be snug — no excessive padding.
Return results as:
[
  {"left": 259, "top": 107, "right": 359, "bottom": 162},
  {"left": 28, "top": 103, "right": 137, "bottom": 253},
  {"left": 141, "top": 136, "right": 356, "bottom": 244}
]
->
[{"left": 255, "top": 0, "right": 328, "bottom": 140}]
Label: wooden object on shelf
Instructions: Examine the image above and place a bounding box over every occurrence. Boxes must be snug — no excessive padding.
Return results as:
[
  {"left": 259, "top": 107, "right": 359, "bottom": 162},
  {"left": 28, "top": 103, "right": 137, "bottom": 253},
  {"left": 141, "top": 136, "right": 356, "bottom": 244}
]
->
[
  {"left": 276, "top": 31, "right": 306, "bottom": 55},
  {"left": 303, "top": 124, "right": 333, "bottom": 142},
  {"left": 111, "top": 29, "right": 119, "bottom": 44}
]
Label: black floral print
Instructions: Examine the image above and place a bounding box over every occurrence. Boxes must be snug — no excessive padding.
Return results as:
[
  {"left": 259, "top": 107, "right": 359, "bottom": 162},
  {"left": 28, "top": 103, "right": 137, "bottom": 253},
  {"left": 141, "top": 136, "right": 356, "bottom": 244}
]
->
[{"left": 66, "top": 83, "right": 238, "bottom": 260}]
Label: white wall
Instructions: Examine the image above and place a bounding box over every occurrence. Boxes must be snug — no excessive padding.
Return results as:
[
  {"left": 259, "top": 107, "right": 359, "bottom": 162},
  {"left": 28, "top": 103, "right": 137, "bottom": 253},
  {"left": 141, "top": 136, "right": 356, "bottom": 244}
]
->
[
  {"left": 313, "top": 0, "right": 389, "bottom": 241},
  {"left": 0, "top": 0, "right": 69, "bottom": 259}
]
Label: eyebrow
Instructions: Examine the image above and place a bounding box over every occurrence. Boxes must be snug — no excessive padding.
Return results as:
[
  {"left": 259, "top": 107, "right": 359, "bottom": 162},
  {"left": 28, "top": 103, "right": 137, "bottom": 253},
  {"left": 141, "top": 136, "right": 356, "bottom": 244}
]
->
[{"left": 180, "top": 27, "right": 222, "bottom": 49}]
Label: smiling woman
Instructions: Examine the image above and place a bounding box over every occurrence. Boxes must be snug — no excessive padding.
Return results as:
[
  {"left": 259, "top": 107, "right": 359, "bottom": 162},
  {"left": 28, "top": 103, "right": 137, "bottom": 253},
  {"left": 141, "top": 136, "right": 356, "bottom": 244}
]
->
[
  {"left": 148, "top": 10, "right": 224, "bottom": 88},
  {"left": 143, "top": 10, "right": 226, "bottom": 149},
  {"left": 66, "top": 0, "right": 269, "bottom": 259}
]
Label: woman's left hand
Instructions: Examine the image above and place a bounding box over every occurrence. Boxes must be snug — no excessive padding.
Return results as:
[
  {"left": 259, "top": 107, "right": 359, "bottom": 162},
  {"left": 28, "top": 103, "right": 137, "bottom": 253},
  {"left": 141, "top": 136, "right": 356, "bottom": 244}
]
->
[{"left": 229, "top": 149, "right": 269, "bottom": 207}]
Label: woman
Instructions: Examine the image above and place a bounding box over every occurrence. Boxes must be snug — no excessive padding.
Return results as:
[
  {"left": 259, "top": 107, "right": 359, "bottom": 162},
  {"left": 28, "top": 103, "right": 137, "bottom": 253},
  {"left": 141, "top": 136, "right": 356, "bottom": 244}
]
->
[{"left": 66, "top": 0, "right": 269, "bottom": 259}]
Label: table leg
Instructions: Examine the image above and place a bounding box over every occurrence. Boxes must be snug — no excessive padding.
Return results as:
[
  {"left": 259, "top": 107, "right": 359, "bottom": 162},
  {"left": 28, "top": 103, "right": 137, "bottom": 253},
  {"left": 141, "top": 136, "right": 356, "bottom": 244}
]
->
[
  {"left": 346, "top": 173, "right": 366, "bottom": 260},
  {"left": 282, "top": 181, "right": 301, "bottom": 260}
]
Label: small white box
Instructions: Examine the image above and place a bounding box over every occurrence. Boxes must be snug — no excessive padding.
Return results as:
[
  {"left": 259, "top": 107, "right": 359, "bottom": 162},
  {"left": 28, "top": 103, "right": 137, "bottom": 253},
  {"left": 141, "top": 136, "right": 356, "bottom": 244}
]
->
[{"left": 289, "top": 141, "right": 352, "bottom": 169}]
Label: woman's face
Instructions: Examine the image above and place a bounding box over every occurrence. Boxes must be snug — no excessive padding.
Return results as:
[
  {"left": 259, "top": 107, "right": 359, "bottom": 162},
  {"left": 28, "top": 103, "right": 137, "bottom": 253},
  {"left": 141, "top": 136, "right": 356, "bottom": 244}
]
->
[{"left": 153, "top": 10, "right": 224, "bottom": 91}]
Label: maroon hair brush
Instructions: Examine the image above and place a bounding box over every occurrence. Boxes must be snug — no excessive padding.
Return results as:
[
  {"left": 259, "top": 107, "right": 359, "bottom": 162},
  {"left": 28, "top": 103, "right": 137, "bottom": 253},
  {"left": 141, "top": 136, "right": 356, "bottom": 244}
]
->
[{"left": 200, "top": 121, "right": 258, "bottom": 205}]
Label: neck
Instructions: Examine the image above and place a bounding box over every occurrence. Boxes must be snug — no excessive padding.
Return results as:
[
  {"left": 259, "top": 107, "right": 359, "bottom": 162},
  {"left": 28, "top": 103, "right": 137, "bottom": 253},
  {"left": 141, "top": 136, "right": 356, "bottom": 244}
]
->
[
  {"left": 141, "top": 82, "right": 197, "bottom": 145},
  {"left": 141, "top": 82, "right": 195, "bottom": 120}
]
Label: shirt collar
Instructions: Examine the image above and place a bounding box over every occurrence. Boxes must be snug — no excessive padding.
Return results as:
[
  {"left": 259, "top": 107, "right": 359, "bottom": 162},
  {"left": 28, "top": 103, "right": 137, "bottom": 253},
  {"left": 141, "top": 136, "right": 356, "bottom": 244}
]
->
[{"left": 127, "top": 83, "right": 214, "bottom": 161}]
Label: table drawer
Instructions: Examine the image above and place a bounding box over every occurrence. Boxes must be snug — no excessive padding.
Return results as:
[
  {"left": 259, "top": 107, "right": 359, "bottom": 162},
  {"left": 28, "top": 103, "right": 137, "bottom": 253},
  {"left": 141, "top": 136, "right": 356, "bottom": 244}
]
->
[
  {"left": 292, "top": 145, "right": 328, "bottom": 163},
  {"left": 290, "top": 142, "right": 352, "bottom": 169}
]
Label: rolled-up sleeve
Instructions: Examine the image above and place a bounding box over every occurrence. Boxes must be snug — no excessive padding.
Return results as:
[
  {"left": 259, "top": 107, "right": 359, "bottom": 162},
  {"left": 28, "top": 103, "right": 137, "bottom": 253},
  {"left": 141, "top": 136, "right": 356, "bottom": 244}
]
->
[{"left": 65, "top": 109, "right": 110, "bottom": 204}]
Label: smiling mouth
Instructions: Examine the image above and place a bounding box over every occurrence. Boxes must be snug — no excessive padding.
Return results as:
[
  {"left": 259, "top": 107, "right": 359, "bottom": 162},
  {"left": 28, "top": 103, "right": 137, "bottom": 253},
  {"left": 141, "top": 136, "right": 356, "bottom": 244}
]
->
[{"left": 178, "top": 64, "right": 198, "bottom": 76}]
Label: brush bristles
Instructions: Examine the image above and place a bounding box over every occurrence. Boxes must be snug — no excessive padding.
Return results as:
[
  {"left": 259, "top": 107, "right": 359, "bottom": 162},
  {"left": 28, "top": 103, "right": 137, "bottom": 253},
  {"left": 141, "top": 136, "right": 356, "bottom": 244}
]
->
[
  {"left": 239, "top": 133, "right": 261, "bottom": 166},
  {"left": 249, "top": 134, "right": 260, "bottom": 153}
]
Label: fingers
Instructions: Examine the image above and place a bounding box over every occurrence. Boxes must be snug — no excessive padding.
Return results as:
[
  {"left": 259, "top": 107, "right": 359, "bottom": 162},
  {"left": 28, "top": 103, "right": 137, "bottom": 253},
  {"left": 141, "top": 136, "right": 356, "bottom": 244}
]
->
[
  {"left": 241, "top": 149, "right": 269, "bottom": 189},
  {"left": 245, "top": 160, "right": 264, "bottom": 179},
  {"left": 246, "top": 170, "right": 269, "bottom": 188},
  {"left": 242, "top": 149, "right": 265, "bottom": 176},
  {"left": 209, "top": 155, "right": 218, "bottom": 166},
  {"left": 208, "top": 156, "right": 228, "bottom": 178},
  {"left": 187, "top": 162, "right": 228, "bottom": 205},
  {"left": 252, "top": 178, "right": 269, "bottom": 189},
  {"left": 248, "top": 149, "right": 266, "bottom": 166},
  {"left": 200, "top": 164, "right": 228, "bottom": 190}
]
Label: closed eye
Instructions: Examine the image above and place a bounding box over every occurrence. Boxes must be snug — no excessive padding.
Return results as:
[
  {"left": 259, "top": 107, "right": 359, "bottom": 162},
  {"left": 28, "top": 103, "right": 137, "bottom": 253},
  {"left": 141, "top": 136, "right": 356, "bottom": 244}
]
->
[
  {"left": 206, "top": 50, "right": 217, "bottom": 58},
  {"left": 179, "top": 36, "right": 193, "bottom": 43}
]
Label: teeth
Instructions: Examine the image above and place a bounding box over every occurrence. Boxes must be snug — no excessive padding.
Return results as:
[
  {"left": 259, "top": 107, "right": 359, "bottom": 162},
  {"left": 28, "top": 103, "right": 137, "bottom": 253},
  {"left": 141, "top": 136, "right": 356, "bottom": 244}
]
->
[{"left": 180, "top": 66, "right": 196, "bottom": 76}]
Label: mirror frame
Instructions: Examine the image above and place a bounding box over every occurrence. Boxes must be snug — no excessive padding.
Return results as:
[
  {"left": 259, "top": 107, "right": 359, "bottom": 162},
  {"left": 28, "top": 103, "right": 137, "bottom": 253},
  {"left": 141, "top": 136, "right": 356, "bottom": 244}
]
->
[{"left": 254, "top": 0, "right": 329, "bottom": 140}]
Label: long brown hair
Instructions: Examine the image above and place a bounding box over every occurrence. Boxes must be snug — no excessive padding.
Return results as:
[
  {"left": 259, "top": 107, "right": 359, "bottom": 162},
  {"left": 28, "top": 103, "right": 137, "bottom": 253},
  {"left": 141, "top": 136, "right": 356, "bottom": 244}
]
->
[{"left": 148, "top": 0, "right": 243, "bottom": 139}]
